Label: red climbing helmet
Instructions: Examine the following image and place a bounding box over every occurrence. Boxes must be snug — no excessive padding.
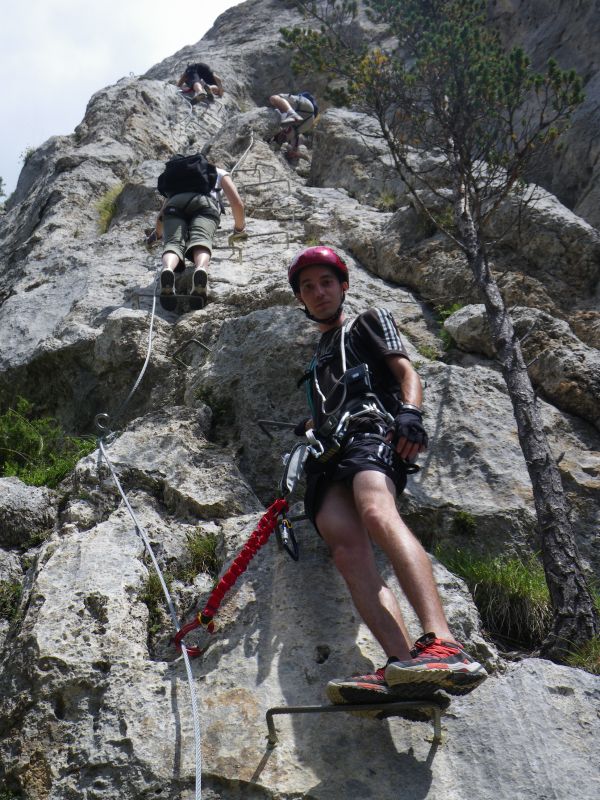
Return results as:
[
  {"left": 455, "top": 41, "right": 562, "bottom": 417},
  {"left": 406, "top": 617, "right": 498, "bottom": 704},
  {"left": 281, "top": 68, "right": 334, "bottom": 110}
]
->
[{"left": 288, "top": 246, "right": 349, "bottom": 292}]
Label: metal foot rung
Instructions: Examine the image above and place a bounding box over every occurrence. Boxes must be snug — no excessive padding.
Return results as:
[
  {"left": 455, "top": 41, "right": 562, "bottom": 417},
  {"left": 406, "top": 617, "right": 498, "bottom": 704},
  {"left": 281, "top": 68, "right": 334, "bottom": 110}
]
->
[{"left": 265, "top": 699, "right": 445, "bottom": 747}]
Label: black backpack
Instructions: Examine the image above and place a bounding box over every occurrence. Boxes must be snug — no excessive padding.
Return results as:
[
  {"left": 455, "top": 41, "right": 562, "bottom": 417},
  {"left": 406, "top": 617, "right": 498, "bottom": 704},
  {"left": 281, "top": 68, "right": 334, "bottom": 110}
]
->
[
  {"left": 157, "top": 153, "right": 218, "bottom": 197},
  {"left": 299, "top": 91, "right": 319, "bottom": 118}
]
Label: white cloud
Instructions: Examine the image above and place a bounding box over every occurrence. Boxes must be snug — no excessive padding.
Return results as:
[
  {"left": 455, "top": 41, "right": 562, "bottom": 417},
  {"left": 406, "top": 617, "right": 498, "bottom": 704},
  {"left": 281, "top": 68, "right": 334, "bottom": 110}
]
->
[{"left": 0, "top": 0, "right": 243, "bottom": 196}]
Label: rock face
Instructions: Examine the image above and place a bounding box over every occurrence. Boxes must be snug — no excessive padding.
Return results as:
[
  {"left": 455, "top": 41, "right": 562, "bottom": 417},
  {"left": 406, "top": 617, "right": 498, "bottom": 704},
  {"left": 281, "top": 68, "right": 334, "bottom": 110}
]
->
[
  {"left": 490, "top": 0, "right": 600, "bottom": 229},
  {"left": 0, "top": 1, "right": 599, "bottom": 799}
]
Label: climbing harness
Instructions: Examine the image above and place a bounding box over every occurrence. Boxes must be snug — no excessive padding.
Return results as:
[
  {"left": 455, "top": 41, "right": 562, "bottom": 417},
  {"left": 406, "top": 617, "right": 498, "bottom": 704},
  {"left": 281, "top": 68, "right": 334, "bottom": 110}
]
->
[
  {"left": 303, "top": 320, "right": 395, "bottom": 460},
  {"left": 173, "top": 497, "right": 289, "bottom": 656}
]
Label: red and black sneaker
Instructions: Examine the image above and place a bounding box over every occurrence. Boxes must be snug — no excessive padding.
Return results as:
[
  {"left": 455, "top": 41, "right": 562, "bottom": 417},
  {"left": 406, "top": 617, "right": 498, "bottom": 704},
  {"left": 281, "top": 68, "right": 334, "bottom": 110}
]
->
[
  {"left": 326, "top": 657, "right": 446, "bottom": 705},
  {"left": 326, "top": 665, "right": 389, "bottom": 705},
  {"left": 385, "top": 633, "right": 488, "bottom": 696}
]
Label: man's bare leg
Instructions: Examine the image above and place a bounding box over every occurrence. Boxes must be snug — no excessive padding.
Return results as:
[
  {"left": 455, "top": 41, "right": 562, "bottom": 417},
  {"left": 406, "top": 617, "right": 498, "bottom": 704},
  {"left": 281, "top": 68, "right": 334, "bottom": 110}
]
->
[
  {"left": 352, "top": 470, "right": 454, "bottom": 641},
  {"left": 316, "top": 481, "right": 413, "bottom": 659}
]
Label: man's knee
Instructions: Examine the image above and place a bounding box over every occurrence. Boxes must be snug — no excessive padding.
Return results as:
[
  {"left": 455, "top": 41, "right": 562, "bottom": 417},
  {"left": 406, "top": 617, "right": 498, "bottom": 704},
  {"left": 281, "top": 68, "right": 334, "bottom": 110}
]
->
[
  {"left": 328, "top": 538, "right": 365, "bottom": 575},
  {"left": 359, "top": 496, "right": 398, "bottom": 536}
]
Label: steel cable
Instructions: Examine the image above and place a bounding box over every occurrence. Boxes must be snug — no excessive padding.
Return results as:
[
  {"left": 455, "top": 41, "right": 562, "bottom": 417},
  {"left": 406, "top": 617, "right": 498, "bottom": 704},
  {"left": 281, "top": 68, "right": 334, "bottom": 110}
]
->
[
  {"left": 95, "top": 264, "right": 161, "bottom": 436},
  {"left": 98, "top": 437, "right": 203, "bottom": 799}
]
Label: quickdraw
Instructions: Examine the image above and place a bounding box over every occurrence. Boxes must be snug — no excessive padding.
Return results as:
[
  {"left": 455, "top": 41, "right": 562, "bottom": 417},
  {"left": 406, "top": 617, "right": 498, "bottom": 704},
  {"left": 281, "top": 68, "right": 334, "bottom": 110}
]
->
[{"left": 173, "top": 496, "right": 288, "bottom": 657}]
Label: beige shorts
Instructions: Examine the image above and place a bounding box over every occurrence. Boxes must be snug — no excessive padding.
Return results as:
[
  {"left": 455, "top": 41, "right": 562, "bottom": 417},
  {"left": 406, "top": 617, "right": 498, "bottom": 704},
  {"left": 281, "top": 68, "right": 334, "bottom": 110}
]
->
[
  {"left": 280, "top": 93, "right": 316, "bottom": 134},
  {"left": 161, "top": 192, "right": 220, "bottom": 263}
]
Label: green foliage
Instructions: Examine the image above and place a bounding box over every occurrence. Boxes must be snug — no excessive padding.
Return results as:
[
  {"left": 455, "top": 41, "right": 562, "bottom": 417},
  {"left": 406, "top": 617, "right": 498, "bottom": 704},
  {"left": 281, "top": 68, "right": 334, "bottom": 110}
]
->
[
  {"left": 437, "top": 302, "right": 463, "bottom": 351},
  {"left": 282, "top": 0, "right": 585, "bottom": 236},
  {"left": 438, "top": 548, "right": 552, "bottom": 648},
  {"left": 436, "top": 302, "right": 464, "bottom": 322},
  {"left": 179, "top": 530, "right": 222, "bottom": 583},
  {"left": 566, "top": 588, "right": 600, "bottom": 672},
  {"left": 20, "top": 146, "right": 35, "bottom": 164},
  {"left": 416, "top": 343, "right": 441, "bottom": 361},
  {"left": 430, "top": 206, "right": 456, "bottom": 236},
  {"left": 0, "top": 580, "right": 22, "bottom": 622},
  {"left": 139, "top": 572, "right": 171, "bottom": 637},
  {"left": 566, "top": 636, "right": 600, "bottom": 675},
  {"left": 0, "top": 176, "right": 5, "bottom": 198},
  {"left": 96, "top": 183, "right": 124, "bottom": 234},
  {"left": 450, "top": 509, "right": 476, "bottom": 537},
  {"left": 0, "top": 397, "right": 95, "bottom": 488},
  {"left": 139, "top": 532, "right": 222, "bottom": 637},
  {"left": 304, "top": 235, "right": 321, "bottom": 246},
  {"left": 375, "top": 190, "right": 399, "bottom": 211}
]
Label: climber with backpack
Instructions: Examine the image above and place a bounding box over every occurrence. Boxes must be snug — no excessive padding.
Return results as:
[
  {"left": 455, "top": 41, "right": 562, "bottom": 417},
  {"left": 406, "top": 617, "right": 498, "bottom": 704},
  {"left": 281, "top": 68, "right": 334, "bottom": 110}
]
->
[
  {"left": 156, "top": 152, "right": 246, "bottom": 311},
  {"left": 269, "top": 91, "right": 319, "bottom": 158},
  {"left": 287, "top": 246, "right": 488, "bottom": 705},
  {"left": 177, "top": 62, "right": 224, "bottom": 104}
]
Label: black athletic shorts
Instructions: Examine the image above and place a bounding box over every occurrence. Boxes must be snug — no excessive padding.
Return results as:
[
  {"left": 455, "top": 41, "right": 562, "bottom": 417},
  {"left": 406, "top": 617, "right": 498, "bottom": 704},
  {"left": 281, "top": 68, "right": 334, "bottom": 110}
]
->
[
  {"left": 184, "top": 64, "right": 214, "bottom": 86},
  {"left": 304, "top": 433, "right": 408, "bottom": 532}
]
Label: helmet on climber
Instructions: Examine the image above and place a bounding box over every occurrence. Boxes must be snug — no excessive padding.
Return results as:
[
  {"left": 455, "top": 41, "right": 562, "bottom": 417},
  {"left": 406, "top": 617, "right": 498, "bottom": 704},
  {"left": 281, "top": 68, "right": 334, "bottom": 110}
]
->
[
  {"left": 288, "top": 246, "right": 349, "bottom": 324},
  {"left": 288, "top": 246, "right": 349, "bottom": 293}
]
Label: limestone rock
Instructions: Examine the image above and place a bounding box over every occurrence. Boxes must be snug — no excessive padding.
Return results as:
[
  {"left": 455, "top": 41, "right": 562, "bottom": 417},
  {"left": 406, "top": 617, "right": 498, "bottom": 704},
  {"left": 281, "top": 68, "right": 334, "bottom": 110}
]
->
[
  {"left": 0, "top": 0, "right": 598, "bottom": 798},
  {"left": 491, "top": 0, "right": 600, "bottom": 229},
  {"left": 0, "top": 477, "right": 57, "bottom": 549},
  {"left": 445, "top": 305, "right": 600, "bottom": 430}
]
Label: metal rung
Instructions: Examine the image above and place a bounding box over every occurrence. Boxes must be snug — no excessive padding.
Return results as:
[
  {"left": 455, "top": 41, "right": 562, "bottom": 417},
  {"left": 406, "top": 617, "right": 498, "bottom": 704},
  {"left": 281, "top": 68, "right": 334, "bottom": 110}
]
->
[
  {"left": 257, "top": 419, "right": 297, "bottom": 439},
  {"left": 265, "top": 699, "right": 445, "bottom": 748},
  {"left": 232, "top": 163, "right": 279, "bottom": 182},
  {"left": 172, "top": 338, "right": 211, "bottom": 368},
  {"left": 240, "top": 178, "right": 292, "bottom": 192},
  {"left": 249, "top": 231, "right": 289, "bottom": 241}
]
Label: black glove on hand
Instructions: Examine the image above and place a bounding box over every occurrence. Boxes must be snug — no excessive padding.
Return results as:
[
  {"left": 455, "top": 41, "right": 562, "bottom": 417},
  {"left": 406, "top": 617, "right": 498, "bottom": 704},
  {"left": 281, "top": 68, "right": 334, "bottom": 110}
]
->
[{"left": 390, "top": 409, "right": 429, "bottom": 449}]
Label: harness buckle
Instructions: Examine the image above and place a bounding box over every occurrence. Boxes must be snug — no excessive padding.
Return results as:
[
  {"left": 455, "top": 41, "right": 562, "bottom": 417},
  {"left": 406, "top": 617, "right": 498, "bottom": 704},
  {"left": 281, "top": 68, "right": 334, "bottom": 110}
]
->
[{"left": 305, "top": 411, "right": 351, "bottom": 462}]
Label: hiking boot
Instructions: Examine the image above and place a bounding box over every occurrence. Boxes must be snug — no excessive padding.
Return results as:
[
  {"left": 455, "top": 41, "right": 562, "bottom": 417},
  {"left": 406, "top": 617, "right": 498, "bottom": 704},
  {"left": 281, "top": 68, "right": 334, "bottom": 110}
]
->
[
  {"left": 189, "top": 267, "right": 208, "bottom": 310},
  {"left": 200, "top": 81, "right": 215, "bottom": 102},
  {"left": 326, "top": 658, "right": 444, "bottom": 705},
  {"left": 385, "top": 633, "right": 488, "bottom": 696},
  {"left": 159, "top": 269, "right": 176, "bottom": 311},
  {"left": 280, "top": 110, "right": 303, "bottom": 125},
  {"left": 191, "top": 91, "right": 208, "bottom": 105}
]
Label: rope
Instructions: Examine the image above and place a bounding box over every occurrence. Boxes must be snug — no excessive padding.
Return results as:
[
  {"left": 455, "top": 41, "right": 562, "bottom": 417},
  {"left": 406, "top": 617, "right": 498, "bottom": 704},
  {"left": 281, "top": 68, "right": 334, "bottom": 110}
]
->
[
  {"left": 98, "top": 437, "right": 203, "bottom": 800},
  {"left": 95, "top": 264, "right": 161, "bottom": 436},
  {"left": 173, "top": 497, "right": 288, "bottom": 655}
]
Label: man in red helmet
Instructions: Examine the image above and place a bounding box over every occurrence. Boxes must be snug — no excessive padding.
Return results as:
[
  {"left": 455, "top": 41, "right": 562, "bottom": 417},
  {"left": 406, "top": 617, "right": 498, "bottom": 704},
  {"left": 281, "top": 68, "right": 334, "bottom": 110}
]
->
[{"left": 288, "top": 246, "right": 487, "bottom": 704}]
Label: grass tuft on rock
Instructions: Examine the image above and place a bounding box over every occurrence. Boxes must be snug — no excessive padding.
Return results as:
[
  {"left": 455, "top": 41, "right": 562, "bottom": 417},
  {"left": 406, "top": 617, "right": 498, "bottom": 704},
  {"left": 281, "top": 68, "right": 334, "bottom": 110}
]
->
[
  {"left": 566, "top": 635, "right": 600, "bottom": 674},
  {"left": 437, "top": 548, "right": 553, "bottom": 648},
  {"left": 439, "top": 547, "right": 600, "bottom": 672},
  {"left": 0, "top": 397, "right": 95, "bottom": 488},
  {"left": 0, "top": 580, "right": 22, "bottom": 622},
  {"left": 176, "top": 530, "right": 222, "bottom": 585},
  {"left": 96, "top": 183, "right": 124, "bottom": 233},
  {"left": 139, "top": 572, "right": 171, "bottom": 637}
]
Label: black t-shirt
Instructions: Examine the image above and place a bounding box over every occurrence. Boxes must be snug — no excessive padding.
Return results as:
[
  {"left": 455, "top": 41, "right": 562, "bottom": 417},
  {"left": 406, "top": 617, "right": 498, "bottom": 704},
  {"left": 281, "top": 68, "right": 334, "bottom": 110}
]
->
[{"left": 307, "top": 308, "right": 409, "bottom": 432}]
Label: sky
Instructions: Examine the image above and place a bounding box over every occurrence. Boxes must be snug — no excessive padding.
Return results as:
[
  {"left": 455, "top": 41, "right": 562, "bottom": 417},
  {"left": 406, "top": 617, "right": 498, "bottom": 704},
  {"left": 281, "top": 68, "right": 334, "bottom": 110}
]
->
[{"left": 0, "top": 0, "right": 244, "bottom": 197}]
